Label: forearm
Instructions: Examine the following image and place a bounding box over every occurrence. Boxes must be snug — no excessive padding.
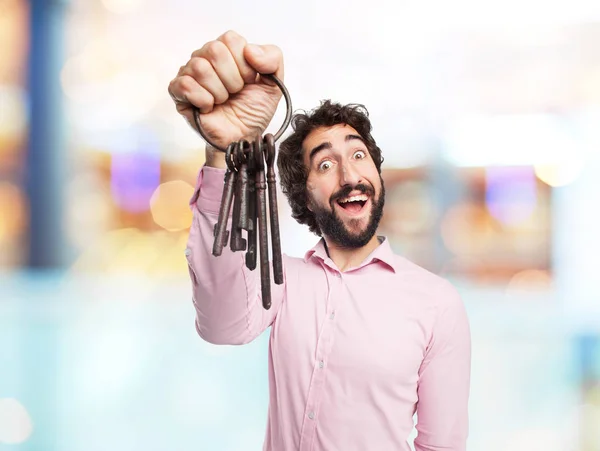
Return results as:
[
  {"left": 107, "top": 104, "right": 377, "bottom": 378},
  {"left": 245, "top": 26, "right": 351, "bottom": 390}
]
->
[{"left": 185, "top": 165, "right": 282, "bottom": 345}]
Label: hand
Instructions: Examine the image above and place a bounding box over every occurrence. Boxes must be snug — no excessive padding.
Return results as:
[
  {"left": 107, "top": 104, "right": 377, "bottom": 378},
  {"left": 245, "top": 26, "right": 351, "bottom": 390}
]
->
[{"left": 168, "top": 30, "right": 284, "bottom": 159}]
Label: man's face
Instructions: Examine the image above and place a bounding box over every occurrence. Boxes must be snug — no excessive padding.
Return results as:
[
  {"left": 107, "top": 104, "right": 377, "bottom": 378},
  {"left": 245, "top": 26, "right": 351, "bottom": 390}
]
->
[{"left": 303, "top": 124, "right": 385, "bottom": 248}]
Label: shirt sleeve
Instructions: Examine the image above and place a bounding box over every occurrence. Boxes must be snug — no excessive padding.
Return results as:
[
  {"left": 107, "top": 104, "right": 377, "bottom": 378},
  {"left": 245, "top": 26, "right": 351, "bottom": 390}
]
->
[
  {"left": 414, "top": 281, "right": 471, "bottom": 451},
  {"left": 184, "top": 165, "right": 285, "bottom": 345}
]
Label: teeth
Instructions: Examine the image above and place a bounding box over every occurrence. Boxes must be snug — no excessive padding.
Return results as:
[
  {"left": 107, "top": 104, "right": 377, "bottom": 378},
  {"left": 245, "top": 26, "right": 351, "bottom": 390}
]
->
[{"left": 340, "top": 194, "right": 368, "bottom": 203}]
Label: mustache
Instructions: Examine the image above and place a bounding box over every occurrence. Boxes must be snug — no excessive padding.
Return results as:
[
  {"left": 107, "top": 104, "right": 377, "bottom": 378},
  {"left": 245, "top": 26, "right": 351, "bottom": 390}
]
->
[{"left": 330, "top": 183, "right": 375, "bottom": 203}]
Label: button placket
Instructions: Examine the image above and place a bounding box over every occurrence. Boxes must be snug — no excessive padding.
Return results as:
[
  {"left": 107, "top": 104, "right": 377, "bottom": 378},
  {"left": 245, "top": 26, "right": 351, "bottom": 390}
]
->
[{"left": 298, "top": 266, "right": 343, "bottom": 450}]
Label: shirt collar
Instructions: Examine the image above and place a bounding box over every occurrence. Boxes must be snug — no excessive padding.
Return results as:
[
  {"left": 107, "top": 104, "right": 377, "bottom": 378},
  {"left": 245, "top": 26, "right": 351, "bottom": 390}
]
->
[{"left": 303, "top": 236, "right": 397, "bottom": 273}]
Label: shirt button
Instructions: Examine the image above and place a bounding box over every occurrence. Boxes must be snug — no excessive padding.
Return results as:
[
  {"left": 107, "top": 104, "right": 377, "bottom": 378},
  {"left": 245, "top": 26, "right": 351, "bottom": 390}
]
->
[
  {"left": 329, "top": 312, "right": 335, "bottom": 320},
  {"left": 319, "top": 360, "right": 324, "bottom": 368},
  {"left": 308, "top": 411, "right": 315, "bottom": 420},
  {"left": 184, "top": 248, "right": 192, "bottom": 257}
]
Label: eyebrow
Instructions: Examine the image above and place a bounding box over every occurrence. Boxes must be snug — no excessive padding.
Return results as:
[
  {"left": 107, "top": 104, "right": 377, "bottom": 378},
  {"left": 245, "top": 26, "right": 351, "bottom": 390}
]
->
[{"left": 308, "top": 134, "right": 365, "bottom": 163}]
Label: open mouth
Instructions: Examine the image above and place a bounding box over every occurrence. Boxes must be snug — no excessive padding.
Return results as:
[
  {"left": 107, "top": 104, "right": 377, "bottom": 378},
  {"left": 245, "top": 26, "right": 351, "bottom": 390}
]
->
[{"left": 336, "top": 194, "right": 369, "bottom": 214}]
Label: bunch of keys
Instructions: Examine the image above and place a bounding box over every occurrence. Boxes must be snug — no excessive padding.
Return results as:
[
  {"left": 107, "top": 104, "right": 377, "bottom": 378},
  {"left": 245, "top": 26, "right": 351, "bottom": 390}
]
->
[{"left": 193, "top": 74, "right": 292, "bottom": 310}]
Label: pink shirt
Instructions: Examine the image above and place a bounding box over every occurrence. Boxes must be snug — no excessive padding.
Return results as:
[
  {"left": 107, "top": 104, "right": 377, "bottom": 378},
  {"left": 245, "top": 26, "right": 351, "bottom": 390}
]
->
[{"left": 186, "top": 166, "right": 471, "bottom": 451}]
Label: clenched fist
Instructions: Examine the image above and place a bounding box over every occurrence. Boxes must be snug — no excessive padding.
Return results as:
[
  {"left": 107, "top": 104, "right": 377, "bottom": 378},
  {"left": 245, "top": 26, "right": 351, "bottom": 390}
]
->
[{"left": 168, "top": 30, "right": 284, "bottom": 167}]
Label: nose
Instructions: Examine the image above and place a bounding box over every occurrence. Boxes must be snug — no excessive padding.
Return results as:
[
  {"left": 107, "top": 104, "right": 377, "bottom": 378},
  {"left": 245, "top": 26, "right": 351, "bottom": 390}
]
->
[{"left": 339, "top": 160, "right": 362, "bottom": 187}]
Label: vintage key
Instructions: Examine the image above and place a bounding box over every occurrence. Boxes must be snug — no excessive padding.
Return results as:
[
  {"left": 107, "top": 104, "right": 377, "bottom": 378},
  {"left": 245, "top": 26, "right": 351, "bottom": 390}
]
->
[
  {"left": 254, "top": 138, "right": 272, "bottom": 310},
  {"left": 245, "top": 139, "right": 258, "bottom": 270},
  {"left": 263, "top": 134, "right": 283, "bottom": 285},
  {"left": 193, "top": 74, "right": 293, "bottom": 310},
  {"left": 212, "top": 142, "right": 237, "bottom": 256},
  {"left": 237, "top": 140, "right": 252, "bottom": 232},
  {"left": 229, "top": 142, "right": 247, "bottom": 252}
]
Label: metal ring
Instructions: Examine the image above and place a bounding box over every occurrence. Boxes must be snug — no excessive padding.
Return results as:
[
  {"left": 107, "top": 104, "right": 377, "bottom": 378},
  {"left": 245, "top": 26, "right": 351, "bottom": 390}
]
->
[
  {"left": 225, "top": 142, "right": 237, "bottom": 172},
  {"left": 193, "top": 73, "right": 292, "bottom": 152},
  {"left": 236, "top": 139, "right": 251, "bottom": 168}
]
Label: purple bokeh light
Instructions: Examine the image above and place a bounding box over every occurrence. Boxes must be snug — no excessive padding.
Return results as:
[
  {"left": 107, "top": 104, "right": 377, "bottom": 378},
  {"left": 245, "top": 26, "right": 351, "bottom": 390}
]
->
[
  {"left": 110, "top": 133, "right": 161, "bottom": 213},
  {"left": 485, "top": 166, "right": 538, "bottom": 226}
]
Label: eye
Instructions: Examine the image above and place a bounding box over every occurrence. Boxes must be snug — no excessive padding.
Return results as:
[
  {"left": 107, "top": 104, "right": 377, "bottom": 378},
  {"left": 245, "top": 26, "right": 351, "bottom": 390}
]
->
[
  {"left": 318, "top": 160, "right": 333, "bottom": 171},
  {"left": 354, "top": 150, "right": 367, "bottom": 160}
]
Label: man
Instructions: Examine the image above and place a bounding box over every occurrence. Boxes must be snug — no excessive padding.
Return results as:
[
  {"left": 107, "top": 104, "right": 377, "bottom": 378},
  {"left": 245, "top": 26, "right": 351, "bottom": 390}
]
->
[{"left": 168, "top": 30, "right": 471, "bottom": 451}]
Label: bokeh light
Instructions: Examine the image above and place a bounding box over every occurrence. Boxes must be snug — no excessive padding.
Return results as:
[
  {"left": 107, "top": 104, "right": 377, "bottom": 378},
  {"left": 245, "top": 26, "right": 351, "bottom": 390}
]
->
[
  {"left": 110, "top": 151, "right": 161, "bottom": 214},
  {"left": 535, "top": 160, "right": 585, "bottom": 187},
  {"left": 150, "top": 180, "right": 194, "bottom": 232},
  {"left": 0, "top": 181, "right": 27, "bottom": 242},
  {"left": 440, "top": 203, "right": 495, "bottom": 256},
  {"left": 505, "top": 269, "right": 553, "bottom": 296},
  {"left": 485, "top": 166, "right": 537, "bottom": 226},
  {"left": 0, "top": 86, "right": 27, "bottom": 138},
  {"left": 0, "top": 398, "right": 33, "bottom": 444}
]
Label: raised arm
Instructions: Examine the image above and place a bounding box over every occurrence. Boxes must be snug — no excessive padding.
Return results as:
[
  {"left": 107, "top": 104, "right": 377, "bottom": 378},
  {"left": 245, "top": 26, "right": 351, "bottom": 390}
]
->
[
  {"left": 414, "top": 281, "right": 472, "bottom": 451},
  {"left": 168, "top": 30, "right": 286, "bottom": 345}
]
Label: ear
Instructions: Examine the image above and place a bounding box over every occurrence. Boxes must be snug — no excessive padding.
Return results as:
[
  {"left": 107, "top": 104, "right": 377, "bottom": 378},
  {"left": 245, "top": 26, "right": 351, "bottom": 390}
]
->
[{"left": 305, "top": 182, "right": 314, "bottom": 212}]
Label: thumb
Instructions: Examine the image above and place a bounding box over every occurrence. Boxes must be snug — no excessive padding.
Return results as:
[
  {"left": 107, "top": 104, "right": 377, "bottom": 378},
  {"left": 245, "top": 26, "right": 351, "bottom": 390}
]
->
[{"left": 244, "top": 43, "right": 284, "bottom": 80}]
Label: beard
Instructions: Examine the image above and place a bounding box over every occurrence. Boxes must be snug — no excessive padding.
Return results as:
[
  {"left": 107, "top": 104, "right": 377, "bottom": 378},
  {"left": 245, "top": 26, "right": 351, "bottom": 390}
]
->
[{"left": 310, "top": 178, "right": 385, "bottom": 249}]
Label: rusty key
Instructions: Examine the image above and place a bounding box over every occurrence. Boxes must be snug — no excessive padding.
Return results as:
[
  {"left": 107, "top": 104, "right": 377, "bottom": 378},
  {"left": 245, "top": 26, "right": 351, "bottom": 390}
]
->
[
  {"left": 263, "top": 134, "right": 283, "bottom": 285},
  {"left": 245, "top": 139, "right": 258, "bottom": 270},
  {"left": 212, "top": 142, "right": 237, "bottom": 256},
  {"left": 229, "top": 142, "right": 247, "bottom": 252},
  {"left": 237, "top": 140, "right": 252, "bottom": 231},
  {"left": 254, "top": 138, "right": 272, "bottom": 310}
]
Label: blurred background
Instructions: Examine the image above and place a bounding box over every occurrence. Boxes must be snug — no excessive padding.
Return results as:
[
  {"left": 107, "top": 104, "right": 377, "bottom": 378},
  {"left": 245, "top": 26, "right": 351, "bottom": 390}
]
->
[{"left": 1, "top": 0, "right": 600, "bottom": 449}]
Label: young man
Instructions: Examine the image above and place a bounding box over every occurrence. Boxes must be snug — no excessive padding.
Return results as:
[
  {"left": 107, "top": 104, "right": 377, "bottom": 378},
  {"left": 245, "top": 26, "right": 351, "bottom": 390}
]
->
[{"left": 168, "top": 30, "right": 471, "bottom": 451}]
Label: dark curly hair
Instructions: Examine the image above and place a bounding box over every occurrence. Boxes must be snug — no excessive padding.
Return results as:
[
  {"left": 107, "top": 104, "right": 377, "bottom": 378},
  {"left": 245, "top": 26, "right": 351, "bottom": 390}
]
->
[{"left": 277, "top": 100, "right": 384, "bottom": 236}]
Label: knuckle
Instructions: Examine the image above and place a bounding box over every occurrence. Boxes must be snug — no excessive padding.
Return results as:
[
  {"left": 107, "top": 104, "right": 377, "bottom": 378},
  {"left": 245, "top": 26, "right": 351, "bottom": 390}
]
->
[
  {"left": 204, "top": 40, "right": 228, "bottom": 62},
  {"left": 220, "top": 29, "right": 245, "bottom": 47},
  {"left": 178, "top": 76, "right": 194, "bottom": 92},
  {"left": 168, "top": 77, "right": 186, "bottom": 99},
  {"left": 213, "top": 90, "right": 229, "bottom": 105},
  {"left": 230, "top": 79, "right": 244, "bottom": 93},
  {"left": 188, "top": 57, "right": 211, "bottom": 77},
  {"left": 268, "top": 44, "right": 283, "bottom": 60},
  {"left": 167, "top": 78, "right": 177, "bottom": 95},
  {"left": 241, "top": 70, "right": 257, "bottom": 83}
]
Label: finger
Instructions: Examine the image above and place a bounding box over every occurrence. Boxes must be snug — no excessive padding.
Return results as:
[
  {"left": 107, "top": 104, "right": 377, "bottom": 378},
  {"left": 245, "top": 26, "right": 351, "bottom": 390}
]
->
[
  {"left": 216, "top": 30, "right": 257, "bottom": 84},
  {"left": 192, "top": 40, "right": 245, "bottom": 94},
  {"left": 243, "top": 43, "right": 284, "bottom": 81},
  {"left": 181, "top": 57, "right": 229, "bottom": 105},
  {"left": 168, "top": 74, "right": 215, "bottom": 113}
]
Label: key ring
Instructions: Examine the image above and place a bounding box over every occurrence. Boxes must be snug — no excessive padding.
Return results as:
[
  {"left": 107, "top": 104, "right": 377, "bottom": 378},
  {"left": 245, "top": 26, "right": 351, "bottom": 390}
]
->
[{"left": 193, "top": 74, "right": 293, "bottom": 152}]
